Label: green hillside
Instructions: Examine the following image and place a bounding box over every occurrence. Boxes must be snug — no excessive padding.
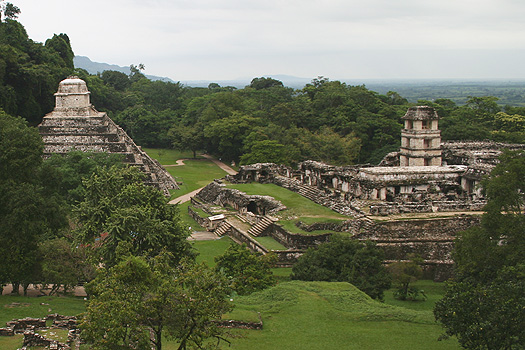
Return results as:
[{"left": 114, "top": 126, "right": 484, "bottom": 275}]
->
[{"left": 225, "top": 281, "right": 459, "bottom": 350}]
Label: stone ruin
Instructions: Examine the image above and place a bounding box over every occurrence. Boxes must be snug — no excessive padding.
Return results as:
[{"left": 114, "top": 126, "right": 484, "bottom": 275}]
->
[
  {"left": 192, "top": 106, "right": 525, "bottom": 280},
  {"left": 1, "top": 314, "right": 78, "bottom": 350},
  {"left": 38, "top": 76, "right": 177, "bottom": 195}
]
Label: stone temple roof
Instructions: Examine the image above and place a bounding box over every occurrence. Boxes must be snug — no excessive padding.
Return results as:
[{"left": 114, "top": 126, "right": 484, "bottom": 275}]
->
[
  {"left": 56, "top": 76, "right": 89, "bottom": 94},
  {"left": 402, "top": 106, "right": 439, "bottom": 120}
]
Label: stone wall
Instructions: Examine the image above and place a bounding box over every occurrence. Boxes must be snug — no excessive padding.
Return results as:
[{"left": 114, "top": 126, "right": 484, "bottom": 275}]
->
[
  {"left": 188, "top": 206, "right": 209, "bottom": 228},
  {"left": 369, "top": 200, "right": 486, "bottom": 216},
  {"left": 196, "top": 181, "right": 286, "bottom": 215},
  {"left": 267, "top": 223, "right": 332, "bottom": 250},
  {"left": 221, "top": 222, "right": 269, "bottom": 255}
]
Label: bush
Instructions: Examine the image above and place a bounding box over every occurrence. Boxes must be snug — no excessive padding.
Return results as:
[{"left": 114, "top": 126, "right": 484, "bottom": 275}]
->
[
  {"left": 291, "top": 235, "right": 391, "bottom": 300},
  {"left": 215, "top": 243, "right": 276, "bottom": 295}
]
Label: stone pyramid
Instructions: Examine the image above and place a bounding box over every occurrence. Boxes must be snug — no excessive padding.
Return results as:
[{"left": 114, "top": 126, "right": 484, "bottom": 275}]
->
[{"left": 38, "top": 76, "right": 178, "bottom": 195}]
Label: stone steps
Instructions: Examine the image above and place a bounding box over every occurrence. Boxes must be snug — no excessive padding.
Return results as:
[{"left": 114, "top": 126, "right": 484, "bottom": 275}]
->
[
  {"left": 247, "top": 216, "right": 274, "bottom": 237},
  {"left": 214, "top": 221, "right": 232, "bottom": 237}
]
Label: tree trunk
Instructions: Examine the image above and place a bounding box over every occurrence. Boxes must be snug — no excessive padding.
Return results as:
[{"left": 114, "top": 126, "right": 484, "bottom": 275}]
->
[{"left": 11, "top": 282, "right": 20, "bottom": 295}]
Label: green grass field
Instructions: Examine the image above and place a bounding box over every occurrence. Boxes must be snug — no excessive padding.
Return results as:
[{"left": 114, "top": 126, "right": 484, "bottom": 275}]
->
[
  {"left": 144, "top": 148, "right": 228, "bottom": 198},
  {"left": 142, "top": 148, "right": 203, "bottom": 164},
  {"left": 225, "top": 281, "right": 458, "bottom": 350}
]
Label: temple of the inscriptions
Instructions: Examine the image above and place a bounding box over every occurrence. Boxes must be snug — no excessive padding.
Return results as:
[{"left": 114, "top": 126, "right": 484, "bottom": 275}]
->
[{"left": 38, "top": 76, "right": 177, "bottom": 195}]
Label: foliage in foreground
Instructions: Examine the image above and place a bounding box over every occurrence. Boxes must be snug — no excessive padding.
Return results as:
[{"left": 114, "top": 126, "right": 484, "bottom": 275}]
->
[
  {"left": 81, "top": 251, "right": 232, "bottom": 350},
  {"left": 291, "top": 234, "right": 391, "bottom": 300},
  {"left": 215, "top": 243, "right": 276, "bottom": 295},
  {"left": 434, "top": 150, "right": 525, "bottom": 350},
  {"left": 73, "top": 165, "right": 193, "bottom": 268}
]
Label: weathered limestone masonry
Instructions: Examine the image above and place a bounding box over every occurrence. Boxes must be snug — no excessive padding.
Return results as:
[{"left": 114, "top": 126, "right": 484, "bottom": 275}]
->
[
  {"left": 38, "top": 76, "right": 177, "bottom": 195},
  {"left": 1, "top": 315, "right": 78, "bottom": 350},
  {"left": 196, "top": 180, "right": 286, "bottom": 215}
]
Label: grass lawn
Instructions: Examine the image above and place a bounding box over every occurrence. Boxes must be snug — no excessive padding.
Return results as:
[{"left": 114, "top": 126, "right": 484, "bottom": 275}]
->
[
  {"left": 254, "top": 236, "right": 286, "bottom": 250},
  {"left": 223, "top": 281, "right": 458, "bottom": 350},
  {"left": 144, "top": 148, "right": 228, "bottom": 198},
  {"left": 168, "top": 159, "right": 228, "bottom": 197},
  {"left": 192, "top": 236, "right": 233, "bottom": 267},
  {"left": 384, "top": 280, "right": 448, "bottom": 312},
  {"left": 142, "top": 148, "right": 202, "bottom": 164},
  {"left": 0, "top": 280, "right": 455, "bottom": 350},
  {"left": 177, "top": 201, "right": 206, "bottom": 231}
]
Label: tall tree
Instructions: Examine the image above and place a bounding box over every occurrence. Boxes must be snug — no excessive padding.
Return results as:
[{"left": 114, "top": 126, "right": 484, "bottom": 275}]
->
[
  {"left": 434, "top": 150, "right": 525, "bottom": 349},
  {"left": 0, "top": 112, "right": 66, "bottom": 293},
  {"left": 215, "top": 243, "right": 276, "bottom": 295},
  {"left": 74, "top": 165, "right": 193, "bottom": 267},
  {"left": 0, "top": 1, "right": 20, "bottom": 22},
  {"left": 81, "top": 252, "right": 232, "bottom": 350}
]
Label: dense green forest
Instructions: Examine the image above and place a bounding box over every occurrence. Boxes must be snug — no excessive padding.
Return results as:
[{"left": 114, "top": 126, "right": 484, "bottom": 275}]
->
[{"left": 1, "top": 18, "right": 525, "bottom": 166}]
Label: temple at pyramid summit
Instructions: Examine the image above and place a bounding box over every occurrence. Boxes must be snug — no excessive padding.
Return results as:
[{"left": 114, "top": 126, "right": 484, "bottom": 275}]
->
[{"left": 38, "top": 76, "right": 178, "bottom": 195}]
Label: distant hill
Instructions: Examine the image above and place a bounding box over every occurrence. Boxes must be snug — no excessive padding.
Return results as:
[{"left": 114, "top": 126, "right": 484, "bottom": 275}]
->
[
  {"left": 73, "top": 56, "right": 525, "bottom": 106},
  {"left": 74, "top": 56, "right": 176, "bottom": 83}
]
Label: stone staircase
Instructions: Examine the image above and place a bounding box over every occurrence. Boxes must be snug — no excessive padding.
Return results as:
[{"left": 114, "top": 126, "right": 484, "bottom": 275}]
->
[
  {"left": 213, "top": 221, "right": 232, "bottom": 237},
  {"left": 273, "top": 175, "right": 365, "bottom": 218},
  {"left": 247, "top": 216, "right": 275, "bottom": 237}
]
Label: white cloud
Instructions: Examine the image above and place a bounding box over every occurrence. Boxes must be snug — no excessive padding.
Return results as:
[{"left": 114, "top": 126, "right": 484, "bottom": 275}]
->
[{"left": 13, "top": 0, "right": 525, "bottom": 80}]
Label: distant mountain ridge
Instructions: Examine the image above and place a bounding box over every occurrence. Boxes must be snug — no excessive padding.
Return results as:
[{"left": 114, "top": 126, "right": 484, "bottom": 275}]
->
[
  {"left": 74, "top": 56, "right": 176, "bottom": 83},
  {"left": 73, "top": 56, "right": 525, "bottom": 106},
  {"left": 73, "top": 56, "right": 313, "bottom": 88}
]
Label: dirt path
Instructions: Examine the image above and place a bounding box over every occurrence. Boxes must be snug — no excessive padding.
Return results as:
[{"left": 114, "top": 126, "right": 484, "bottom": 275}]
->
[
  {"left": 187, "top": 231, "right": 220, "bottom": 241},
  {"left": 168, "top": 188, "right": 202, "bottom": 204},
  {"left": 164, "top": 159, "right": 186, "bottom": 167},
  {"left": 168, "top": 155, "right": 237, "bottom": 205},
  {"left": 201, "top": 154, "right": 237, "bottom": 175}
]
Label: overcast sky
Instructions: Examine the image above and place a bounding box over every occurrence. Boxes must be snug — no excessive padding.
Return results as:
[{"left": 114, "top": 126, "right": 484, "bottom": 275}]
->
[{"left": 13, "top": 0, "right": 525, "bottom": 81}]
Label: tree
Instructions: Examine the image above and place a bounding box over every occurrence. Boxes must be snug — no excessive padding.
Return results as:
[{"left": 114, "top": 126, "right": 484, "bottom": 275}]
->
[
  {"left": 434, "top": 150, "right": 525, "bottom": 349},
  {"left": 73, "top": 165, "right": 193, "bottom": 267},
  {"left": 101, "top": 70, "right": 131, "bottom": 91},
  {"left": 44, "top": 150, "right": 124, "bottom": 206},
  {"left": 81, "top": 252, "right": 232, "bottom": 350},
  {"left": 169, "top": 123, "right": 204, "bottom": 159},
  {"left": 388, "top": 255, "right": 425, "bottom": 301},
  {"left": 0, "top": 1, "right": 20, "bottom": 22},
  {"left": 204, "top": 112, "right": 260, "bottom": 161},
  {"left": 214, "top": 243, "right": 276, "bottom": 295},
  {"left": 0, "top": 112, "right": 67, "bottom": 294},
  {"left": 37, "top": 238, "right": 93, "bottom": 295},
  {"left": 434, "top": 266, "right": 525, "bottom": 350},
  {"left": 249, "top": 77, "right": 284, "bottom": 90},
  {"left": 240, "top": 139, "right": 289, "bottom": 165},
  {"left": 291, "top": 235, "right": 391, "bottom": 300}
]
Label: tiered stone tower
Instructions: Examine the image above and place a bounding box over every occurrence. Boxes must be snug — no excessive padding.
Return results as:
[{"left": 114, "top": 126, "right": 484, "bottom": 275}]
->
[
  {"left": 399, "top": 106, "right": 442, "bottom": 167},
  {"left": 38, "top": 76, "right": 178, "bottom": 195}
]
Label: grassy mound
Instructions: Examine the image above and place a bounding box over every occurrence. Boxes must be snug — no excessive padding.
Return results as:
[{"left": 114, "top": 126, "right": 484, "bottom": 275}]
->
[{"left": 225, "top": 281, "right": 459, "bottom": 350}]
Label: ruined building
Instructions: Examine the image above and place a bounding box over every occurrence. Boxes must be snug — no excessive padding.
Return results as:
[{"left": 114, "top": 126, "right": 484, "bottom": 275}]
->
[
  {"left": 38, "top": 76, "right": 177, "bottom": 195},
  {"left": 204, "top": 106, "right": 525, "bottom": 280}
]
